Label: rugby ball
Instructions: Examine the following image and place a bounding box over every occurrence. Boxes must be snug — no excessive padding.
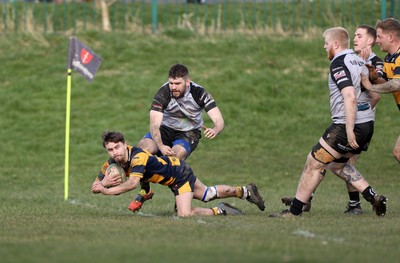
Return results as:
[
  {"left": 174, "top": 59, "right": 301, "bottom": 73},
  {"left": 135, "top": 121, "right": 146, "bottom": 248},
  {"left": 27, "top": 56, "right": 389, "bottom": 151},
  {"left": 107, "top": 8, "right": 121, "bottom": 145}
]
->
[{"left": 106, "top": 163, "right": 126, "bottom": 183}]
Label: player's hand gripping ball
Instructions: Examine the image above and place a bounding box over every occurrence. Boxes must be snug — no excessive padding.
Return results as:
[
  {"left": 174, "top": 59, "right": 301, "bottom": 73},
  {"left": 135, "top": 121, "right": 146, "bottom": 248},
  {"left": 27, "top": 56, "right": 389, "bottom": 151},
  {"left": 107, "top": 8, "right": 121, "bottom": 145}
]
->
[{"left": 105, "top": 163, "right": 126, "bottom": 185}]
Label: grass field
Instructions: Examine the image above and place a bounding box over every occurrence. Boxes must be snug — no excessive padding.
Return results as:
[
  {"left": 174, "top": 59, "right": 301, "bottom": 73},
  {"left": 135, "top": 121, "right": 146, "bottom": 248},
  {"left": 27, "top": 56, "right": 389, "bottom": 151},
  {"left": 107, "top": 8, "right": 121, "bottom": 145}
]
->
[{"left": 0, "top": 31, "right": 399, "bottom": 263}]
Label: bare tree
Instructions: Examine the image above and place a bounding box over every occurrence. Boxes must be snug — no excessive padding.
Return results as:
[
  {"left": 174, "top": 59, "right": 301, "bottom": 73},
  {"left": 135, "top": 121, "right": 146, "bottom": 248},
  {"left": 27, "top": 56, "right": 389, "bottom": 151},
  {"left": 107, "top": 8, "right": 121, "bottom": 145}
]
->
[{"left": 95, "top": 0, "right": 117, "bottom": 32}]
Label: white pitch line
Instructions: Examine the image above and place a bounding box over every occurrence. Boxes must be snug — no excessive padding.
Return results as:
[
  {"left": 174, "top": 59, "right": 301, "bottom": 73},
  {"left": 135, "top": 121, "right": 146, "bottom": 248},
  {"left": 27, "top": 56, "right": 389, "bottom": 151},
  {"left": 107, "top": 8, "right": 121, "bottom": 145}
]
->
[{"left": 293, "top": 229, "right": 346, "bottom": 244}]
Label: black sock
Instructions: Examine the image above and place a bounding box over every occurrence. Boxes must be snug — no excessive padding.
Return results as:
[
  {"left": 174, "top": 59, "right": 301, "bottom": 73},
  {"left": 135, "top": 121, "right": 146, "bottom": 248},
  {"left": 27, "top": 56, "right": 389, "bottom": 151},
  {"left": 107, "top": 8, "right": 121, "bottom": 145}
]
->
[
  {"left": 140, "top": 182, "right": 151, "bottom": 193},
  {"left": 362, "top": 186, "right": 376, "bottom": 204},
  {"left": 348, "top": 191, "right": 360, "bottom": 202},
  {"left": 290, "top": 198, "right": 304, "bottom": 215}
]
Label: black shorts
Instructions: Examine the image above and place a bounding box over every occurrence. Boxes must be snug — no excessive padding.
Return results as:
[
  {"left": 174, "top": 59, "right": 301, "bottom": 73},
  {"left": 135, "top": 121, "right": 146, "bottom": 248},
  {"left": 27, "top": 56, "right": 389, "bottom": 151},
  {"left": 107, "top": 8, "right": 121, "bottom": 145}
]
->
[
  {"left": 321, "top": 121, "right": 374, "bottom": 155},
  {"left": 144, "top": 125, "right": 201, "bottom": 157}
]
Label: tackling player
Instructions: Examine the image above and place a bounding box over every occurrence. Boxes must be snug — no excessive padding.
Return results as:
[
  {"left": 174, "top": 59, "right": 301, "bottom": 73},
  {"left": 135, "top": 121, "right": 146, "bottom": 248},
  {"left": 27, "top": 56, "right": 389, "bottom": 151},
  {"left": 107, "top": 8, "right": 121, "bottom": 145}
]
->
[{"left": 129, "top": 64, "right": 226, "bottom": 212}]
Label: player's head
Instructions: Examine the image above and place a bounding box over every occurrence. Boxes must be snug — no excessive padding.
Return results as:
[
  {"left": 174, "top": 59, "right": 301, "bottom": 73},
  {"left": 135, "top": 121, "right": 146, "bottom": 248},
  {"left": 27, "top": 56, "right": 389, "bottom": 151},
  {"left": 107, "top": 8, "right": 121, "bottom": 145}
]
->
[
  {"left": 323, "top": 27, "right": 350, "bottom": 60},
  {"left": 168, "top": 64, "right": 190, "bottom": 99},
  {"left": 102, "top": 131, "right": 125, "bottom": 147},
  {"left": 102, "top": 131, "right": 127, "bottom": 163},
  {"left": 353, "top": 25, "right": 377, "bottom": 53},
  {"left": 375, "top": 18, "right": 400, "bottom": 53},
  {"left": 169, "top": 64, "right": 189, "bottom": 79}
]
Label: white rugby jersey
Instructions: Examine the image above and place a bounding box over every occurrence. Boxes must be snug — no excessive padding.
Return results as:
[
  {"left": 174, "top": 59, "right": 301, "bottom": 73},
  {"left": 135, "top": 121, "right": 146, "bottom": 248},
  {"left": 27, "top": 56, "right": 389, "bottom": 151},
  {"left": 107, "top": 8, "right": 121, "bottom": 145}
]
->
[
  {"left": 328, "top": 49, "right": 375, "bottom": 124},
  {"left": 150, "top": 81, "right": 217, "bottom": 131}
]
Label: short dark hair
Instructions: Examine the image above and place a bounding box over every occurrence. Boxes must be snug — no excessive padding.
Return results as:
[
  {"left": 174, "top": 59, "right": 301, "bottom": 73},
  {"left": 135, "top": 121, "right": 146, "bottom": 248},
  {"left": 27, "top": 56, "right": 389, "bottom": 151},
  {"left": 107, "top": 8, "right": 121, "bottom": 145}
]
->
[
  {"left": 376, "top": 18, "right": 400, "bottom": 39},
  {"left": 169, "top": 64, "right": 189, "bottom": 79},
  {"left": 357, "top": 24, "right": 377, "bottom": 46},
  {"left": 102, "top": 131, "right": 125, "bottom": 148}
]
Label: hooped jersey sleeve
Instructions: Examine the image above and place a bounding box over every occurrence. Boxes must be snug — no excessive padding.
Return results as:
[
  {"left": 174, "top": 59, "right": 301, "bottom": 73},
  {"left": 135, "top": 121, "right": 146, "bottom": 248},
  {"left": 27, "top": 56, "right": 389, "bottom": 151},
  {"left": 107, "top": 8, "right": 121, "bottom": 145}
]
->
[{"left": 128, "top": 150, "right": 149, "bottom": 179}]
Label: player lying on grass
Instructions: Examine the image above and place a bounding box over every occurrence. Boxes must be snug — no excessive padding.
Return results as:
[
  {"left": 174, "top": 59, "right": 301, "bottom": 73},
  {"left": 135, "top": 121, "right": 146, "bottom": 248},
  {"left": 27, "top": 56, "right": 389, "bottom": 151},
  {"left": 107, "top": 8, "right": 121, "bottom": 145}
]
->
[{"left": 92, "top": 130, "right": 265, "bottom": 217}]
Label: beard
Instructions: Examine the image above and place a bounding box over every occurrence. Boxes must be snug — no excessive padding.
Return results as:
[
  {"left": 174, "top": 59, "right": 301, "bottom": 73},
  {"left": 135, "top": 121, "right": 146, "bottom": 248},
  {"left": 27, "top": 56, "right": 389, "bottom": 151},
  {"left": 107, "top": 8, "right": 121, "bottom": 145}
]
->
[
  {"left": 171, "top": 90, "right": 184, "bottom": 98},
  {"left": 113, "top": 155, "right": 125, "bottom": 163},
  {"left": 327, "top": 46, "right": 335, "bottom": 61}
]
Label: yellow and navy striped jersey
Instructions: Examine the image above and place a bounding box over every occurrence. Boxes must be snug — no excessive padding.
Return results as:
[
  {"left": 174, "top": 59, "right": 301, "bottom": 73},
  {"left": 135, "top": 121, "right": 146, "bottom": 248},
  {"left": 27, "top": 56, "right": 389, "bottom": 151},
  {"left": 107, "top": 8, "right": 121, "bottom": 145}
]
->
[
  {"left": 382, "top": 49, "right": 400, "bottom": 110},
  {"left": 99, "top": 145, "right": 186, "bottom": 187}
]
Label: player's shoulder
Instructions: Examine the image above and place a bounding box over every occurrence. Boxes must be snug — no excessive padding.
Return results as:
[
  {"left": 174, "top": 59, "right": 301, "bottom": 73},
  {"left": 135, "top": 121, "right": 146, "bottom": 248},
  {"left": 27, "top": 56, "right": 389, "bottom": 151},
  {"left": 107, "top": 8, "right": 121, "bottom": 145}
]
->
[
  {"left": 152, "top": 83, "right": 171, "bottom": 108},
  {"left": 384, "top": 50, "right": 400, "bottom": 64},
  {"left": 332, "top": 51, "right": 362, "bottom": 69},
  {"left": 189, "top": 81, "right": 211, "bottom": 98},
  {"left": 371, "top": 54, "right": 383, "bottom": 62},
  {"left": 189, "top": 81, "right": 205, "bottom": 92},
  {"left": 155, "top": 82, "right": 170, "bottom": 94},
  {"left": 129, "top": 146, "right": 150, "bottom": 164},
  {"left": 370, "top": 54, "right": 384, "bottom": 64},
  {"left": 130, "top": 145, "right": 146, "bottom": 156}
]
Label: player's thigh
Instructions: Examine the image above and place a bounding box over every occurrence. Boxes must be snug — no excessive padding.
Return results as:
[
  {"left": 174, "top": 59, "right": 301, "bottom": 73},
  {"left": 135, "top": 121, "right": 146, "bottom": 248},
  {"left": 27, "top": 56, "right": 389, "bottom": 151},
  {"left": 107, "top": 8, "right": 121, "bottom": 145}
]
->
[
  {"left": 192, "top": 178, "right": 207, "bottom": 200},
  {"left": 173, "top": 130, "right": 201, "bottom": 158}
]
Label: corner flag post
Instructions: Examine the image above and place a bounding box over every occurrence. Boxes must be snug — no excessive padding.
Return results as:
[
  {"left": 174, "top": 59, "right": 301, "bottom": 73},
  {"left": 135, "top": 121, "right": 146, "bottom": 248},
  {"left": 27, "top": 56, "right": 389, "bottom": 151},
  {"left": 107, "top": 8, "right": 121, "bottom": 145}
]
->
[
  {"left": 65, "top": 37, "right": 103, "bottom": 200},
  {"left": 64, "top": 68, "right": 72, "bottom": 200}
]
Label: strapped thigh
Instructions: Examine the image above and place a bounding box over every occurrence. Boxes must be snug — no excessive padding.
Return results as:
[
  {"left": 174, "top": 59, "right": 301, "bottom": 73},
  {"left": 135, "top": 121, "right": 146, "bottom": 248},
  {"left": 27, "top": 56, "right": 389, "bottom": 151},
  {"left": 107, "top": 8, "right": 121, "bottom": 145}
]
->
[{"left": 311, "top": 142, "right": 336, "bottom": 164}]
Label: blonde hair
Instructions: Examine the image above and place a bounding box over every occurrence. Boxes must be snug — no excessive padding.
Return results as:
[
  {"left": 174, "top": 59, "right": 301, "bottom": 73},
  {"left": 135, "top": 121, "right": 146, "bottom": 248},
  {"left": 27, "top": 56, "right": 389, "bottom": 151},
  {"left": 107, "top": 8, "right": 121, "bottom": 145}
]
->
[{"left": 323, "top": 27, "right": 350, "bottom": 49}]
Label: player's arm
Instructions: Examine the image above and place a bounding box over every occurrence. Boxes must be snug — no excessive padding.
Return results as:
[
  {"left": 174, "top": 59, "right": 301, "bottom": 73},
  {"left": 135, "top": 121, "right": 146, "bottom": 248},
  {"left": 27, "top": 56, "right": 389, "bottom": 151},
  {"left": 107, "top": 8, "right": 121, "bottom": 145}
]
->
[
  {"left": 149, "top": 109, "right": 164, "bottom": 147},
  {"left": 149, "top": 110, "right": 175, "bottom": 156},
  {"left": 92, "top": 175, "right": 140, "bottom": 195},
  {"left": 204, "top": 107, "right": 225, "bottom": 139},
  {"left": 92, "top": 163, "right": 120, "bottom": 193},
  {"left": 341, "top": 86, "right": 359, "bottom": 150},
  {"left": 369, "top": 91, "right": 380, "bottom": 110},
  {"left": 362, "top": 75, "right": 400, "bottom": 93}
]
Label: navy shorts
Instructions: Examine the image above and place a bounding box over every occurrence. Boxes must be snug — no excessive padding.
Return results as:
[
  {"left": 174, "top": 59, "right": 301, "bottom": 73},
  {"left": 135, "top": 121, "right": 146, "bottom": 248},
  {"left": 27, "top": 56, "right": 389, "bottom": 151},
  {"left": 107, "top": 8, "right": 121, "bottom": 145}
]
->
[{"left": 169, "top": 163, "right": 197, "bottom": 196}]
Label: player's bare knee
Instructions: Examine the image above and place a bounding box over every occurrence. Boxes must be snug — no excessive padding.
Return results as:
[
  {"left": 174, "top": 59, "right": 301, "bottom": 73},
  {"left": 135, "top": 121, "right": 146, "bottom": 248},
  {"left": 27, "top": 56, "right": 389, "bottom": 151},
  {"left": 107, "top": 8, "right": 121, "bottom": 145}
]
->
[
  {"left": 201, "top": 186, "right": 218, "bottom": 202},
  {"left": 338, "top": 163, "right": 364, "bottom": 183},
  {"left": 138, "top": 138, "right": 157, "bottom": 153},
  {"left": 172, "top": 145, "right": 188, "bottom": 160}
]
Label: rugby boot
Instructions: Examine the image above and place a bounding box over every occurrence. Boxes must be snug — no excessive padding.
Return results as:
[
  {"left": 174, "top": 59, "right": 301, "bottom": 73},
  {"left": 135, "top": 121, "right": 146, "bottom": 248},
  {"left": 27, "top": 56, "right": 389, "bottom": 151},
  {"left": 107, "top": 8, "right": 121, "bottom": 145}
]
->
[
  {"left": 281, "top": 196, "right": 312, "bottom": 212},
  {"left": 128, "top": 189, "right": 154, "bottom": 212},
  {"left": 343, "top": 201, "right": 363, "bottom": 215},
  {"left": 372, "top": 194, "right": 387, "bottom": 216},
  {"left": 246, "top": 183, "right": 265, "bottom": 211},
  {"left": 218, "top": 202, "right": 244, "bottom": 215}
]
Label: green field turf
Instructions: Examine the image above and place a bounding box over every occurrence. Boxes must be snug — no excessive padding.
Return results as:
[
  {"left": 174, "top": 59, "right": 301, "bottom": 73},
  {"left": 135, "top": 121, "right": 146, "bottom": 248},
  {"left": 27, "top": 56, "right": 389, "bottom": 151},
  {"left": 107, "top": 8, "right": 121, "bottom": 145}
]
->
[{"left": 0, "top": 31, "right": 398, "bottom": 263}]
